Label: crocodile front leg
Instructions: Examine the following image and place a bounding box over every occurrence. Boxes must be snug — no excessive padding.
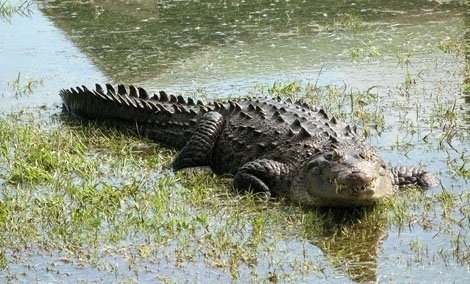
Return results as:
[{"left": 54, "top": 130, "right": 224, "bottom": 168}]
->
[
  {"left": 390, "top": 166, "right": 439, "bottom": 188},
  {"left": 173, "top": 111, "right": 225, "bottom": 170},
  {"left": 233, "top": 159, "right": 291, "bottom": 195}
]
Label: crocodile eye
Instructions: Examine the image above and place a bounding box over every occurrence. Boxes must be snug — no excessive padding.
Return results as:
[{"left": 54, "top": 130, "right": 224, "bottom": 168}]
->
[
  {"left": 324, "top": 150, "right": 341, "bottom": 161},
  {"left": 305, "top": 158, "right": 319, "bottom": 171},
  {"left": 359, "top": 150, "right": 373, "bottom": 160}
]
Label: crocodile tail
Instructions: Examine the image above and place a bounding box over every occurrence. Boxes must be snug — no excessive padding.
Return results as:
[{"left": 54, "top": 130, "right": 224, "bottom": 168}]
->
[
  {"left": 389, "top": 166, "right": 439, "bottom": 188},
  {"left": 59, "top": 84, "right": 202, "bottom": 149},
  {"left": 59, "top": 84, "right": 170, "bottom": 121}
]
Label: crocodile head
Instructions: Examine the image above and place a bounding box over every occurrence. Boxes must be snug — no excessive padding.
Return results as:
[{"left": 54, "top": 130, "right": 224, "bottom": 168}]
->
[{"left": 292, "top": 146, "right": 394, "bottom": 207}]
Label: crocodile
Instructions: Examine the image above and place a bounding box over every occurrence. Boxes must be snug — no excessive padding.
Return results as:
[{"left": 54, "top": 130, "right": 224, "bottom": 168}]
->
[{"left": 59, "top": 84, "right": 438, "bottom": 207}]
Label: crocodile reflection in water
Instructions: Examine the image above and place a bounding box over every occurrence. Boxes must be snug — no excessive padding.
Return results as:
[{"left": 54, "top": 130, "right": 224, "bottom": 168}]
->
[{"left": 304, "top": 207, "right": 388, "bottom": 283}]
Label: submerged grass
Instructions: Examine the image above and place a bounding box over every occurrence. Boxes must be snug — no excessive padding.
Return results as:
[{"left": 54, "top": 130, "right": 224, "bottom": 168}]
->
[
  {"left": 325, "top": 13, "right": 368, "bottom": 32},
  {"left": 0, "top": 80, "right": 468, "bottom": 282},
  {"left": 0, "top": 0, "right": 32, "bottom": 21},
  {"left": 8, "top": 72, "right": 44, "bottom": 98}
]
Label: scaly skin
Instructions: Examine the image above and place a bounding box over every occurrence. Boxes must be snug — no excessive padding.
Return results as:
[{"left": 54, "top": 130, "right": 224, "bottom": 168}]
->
[{"left": 59, "top": 84, "right": 438, "bottom": 207}]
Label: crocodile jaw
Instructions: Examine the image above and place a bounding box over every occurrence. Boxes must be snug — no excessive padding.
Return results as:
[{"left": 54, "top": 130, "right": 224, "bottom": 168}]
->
[{"left": 291, "top": 171, "right": 393, "bottom": 207}]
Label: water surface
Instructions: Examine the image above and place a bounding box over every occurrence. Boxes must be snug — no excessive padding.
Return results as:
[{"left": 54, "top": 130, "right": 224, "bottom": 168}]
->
[{"left": 0, "top": 0, "right": 468, "bottom": 283}]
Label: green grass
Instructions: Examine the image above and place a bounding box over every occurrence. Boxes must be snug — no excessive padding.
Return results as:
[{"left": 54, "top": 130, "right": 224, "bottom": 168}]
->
[
  {"left": 0, "top": 0, "right": 32, "bottom": 21},
  {"left": 325, "top": 13, "right": 368, "bottom": 32},
  {"left": 9, "top": 72, "right": 43, "bottom": 98},
  {"left": 438, "top": 36, "right": 468, "bottom": 55},
  {"left": 0, "top": 81, "right": 468, "bottom": 282}
]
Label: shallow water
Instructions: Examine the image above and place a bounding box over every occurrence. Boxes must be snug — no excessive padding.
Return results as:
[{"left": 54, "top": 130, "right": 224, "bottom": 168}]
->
[
  {"left": 0, "top": 2, "right": 105, "bottom": 111},
  {"left": 0, "top": 0, "right": 469, "bottom": 283}
]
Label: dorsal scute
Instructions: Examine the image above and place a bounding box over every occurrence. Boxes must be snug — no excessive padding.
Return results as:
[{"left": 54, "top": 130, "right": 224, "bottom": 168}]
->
[
  {"left": 137, "top": 87, "right": 148, "bottom": 99},
  {"left": 117, "top": 84, "right": 127, "bottom": 95},
  {"left": 229, "top": 101, "right": 241, "bottom": 111},
  {"left": 81, "top": 85, "right": 91, "bottom": 94},
  {"left": 187, "top": 97, "right": 195, "bottom": 106},
  {"left": 126, "top": 94, "right": 139, "bottom": 108},
  {"left": 172, "top": 104, "right": 181, "bottom": 113},
  {"left": 275, "top": 115, "right": 285, "bottom": 123},
  {"left": 144, "top": 100, "right": 160, "bottom": 111},
  {"left": 298, "top": 127, "right": 313, "bottom": 138},
  {"left": 179, "top": 105, "right": 190, "bottom": 114},
  {"left": 291, "top": 119, "right": 302, "bottom": 128},
  {"left": 107, "top": 88, "right": 123, "bottom": 104},
  {"left": 95, "top": 83, "right": 104, "bottom": 93},
  {"left": 177, "top": 95, "right": 186, "bottom": 104},
  {"left": 159, "top": 91, "right": 169, "bottom": 102},
  {"left": 93, "top": 85, "right": 114, "bottom": 101},
  {"left": 129, "top": 85, "right": 138, "bottom": 97},
  {"left": 169, "top": 94, "right": 178, "bottom": 103},
  {"left": 253, "top": 129, "right": 263, "bottom": 136},
  {"left": 318, "top": 108, "right": 329, "bottom": 120},
  {"left": 70, "top": 88, "right": 78, "bottom": 95},
  {"left": 346, "top": 124, "right": 358, "bottom": 135},
  {"left": 200, "top": 106, "right": 212, "bottom": 112},
  {"left": 105, "top": 84, "right": 115, "bottom": 94},
  {"left": 239, "top": 111, "right": 253, "bottom": 120},
  {"left": 272, "top": 110, "right": 281, "bottom": 117},
  {"left": 214, "top": 101, "right": 225, "bottom": 110},
  {"left": 92, "top": 89, "right": 107, "bottom": 101},
  {"left": 329, "top": 134, "right": 340, "bottom": 144},
  {"left": 116, "top": 93, "right": 131, "bottom": 107},
  {"left": 294, "top": 99, "right": 311, "bottom": 109}
]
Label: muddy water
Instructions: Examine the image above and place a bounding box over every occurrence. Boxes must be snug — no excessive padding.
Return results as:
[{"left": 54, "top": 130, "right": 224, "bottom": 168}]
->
[{"left": 0, "top": 0, "right": 469, "bottom": 283}]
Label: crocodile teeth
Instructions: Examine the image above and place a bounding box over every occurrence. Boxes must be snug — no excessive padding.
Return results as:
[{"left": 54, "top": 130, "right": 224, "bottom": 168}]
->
[{"left": 332, "top": 179, "right": 376, "bottom": 196}]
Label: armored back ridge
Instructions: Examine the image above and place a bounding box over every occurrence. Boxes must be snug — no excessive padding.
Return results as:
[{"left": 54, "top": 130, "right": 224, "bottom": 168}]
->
[{"left": 60, "top": 84, "right": 438, "bottom": 207}]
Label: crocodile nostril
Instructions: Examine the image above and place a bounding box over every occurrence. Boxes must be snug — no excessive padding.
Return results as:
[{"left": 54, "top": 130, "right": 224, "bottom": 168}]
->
[{"left": 347, "top": 172, "right": 374, "bottom": 186}]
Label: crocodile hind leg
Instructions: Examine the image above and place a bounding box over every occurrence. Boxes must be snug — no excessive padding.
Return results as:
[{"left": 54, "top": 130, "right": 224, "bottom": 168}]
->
[
  {"left": 390, "top": 166, "right": 439, "bottom": 188},
  {"left": 233, "top": 159, "right": 291, "bottom": 195},
  {"left": 173, "top": 111, "right": 225, "bottom": 170}
]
